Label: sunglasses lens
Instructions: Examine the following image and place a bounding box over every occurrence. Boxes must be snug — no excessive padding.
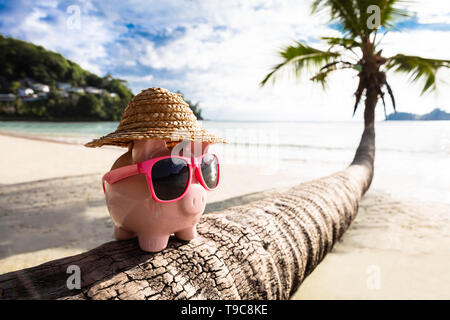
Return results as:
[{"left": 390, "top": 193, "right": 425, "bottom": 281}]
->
[
  {"left": 151, "top": 158, "right": 189, "bottom": 201},
  {"left": 200, "top": 154, "right": 219, "bottom": 189}
]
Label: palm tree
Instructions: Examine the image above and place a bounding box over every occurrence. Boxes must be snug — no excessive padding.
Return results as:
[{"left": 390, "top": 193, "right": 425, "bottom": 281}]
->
[
  {"left": 262, "top": 0, "right": 450, "bottom": 114},
  {"left": 261, "top": 0, "right": 450, "bottom": 192},
  {"left": 1, "top": 1, "right": 449, "bottom": 300}
]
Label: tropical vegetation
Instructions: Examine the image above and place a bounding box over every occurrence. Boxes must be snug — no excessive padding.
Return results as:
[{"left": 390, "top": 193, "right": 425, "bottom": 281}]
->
[{"left": 0, "top": 35, "right": 134, "bottom": 120}]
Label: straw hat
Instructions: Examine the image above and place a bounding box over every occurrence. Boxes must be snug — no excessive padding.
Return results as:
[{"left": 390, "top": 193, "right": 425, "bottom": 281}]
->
[{"left": 84, "top": 87, "right": 226, "bottom": 148}]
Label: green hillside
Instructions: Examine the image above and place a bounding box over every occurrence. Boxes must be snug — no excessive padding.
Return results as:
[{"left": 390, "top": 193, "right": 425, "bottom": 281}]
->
[{"left": 0, "top": 35, "right": 133, "bottom": 121}]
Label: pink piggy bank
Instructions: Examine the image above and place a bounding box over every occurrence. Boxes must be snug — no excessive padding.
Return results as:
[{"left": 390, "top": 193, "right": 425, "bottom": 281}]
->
[{"left": 103, "top": 139, "right": 219, "bottom": 252}]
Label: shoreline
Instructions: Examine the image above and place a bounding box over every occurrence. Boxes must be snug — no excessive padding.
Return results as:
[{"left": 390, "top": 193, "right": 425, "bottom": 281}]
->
[
  {"left": 0, "top": 130, "right": 92, "bottom": 146},
  {"left": 0, "top": 133, "right": 449, "bottom": 299}
]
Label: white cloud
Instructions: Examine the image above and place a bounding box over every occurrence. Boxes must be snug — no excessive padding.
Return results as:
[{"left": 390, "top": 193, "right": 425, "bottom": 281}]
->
[
  {"left": 401, "top": 0, "right": 450, "bottom": 24},
  {"left": 2, "top": 0, "right": 449, "bottom": 120},
  {"left": 6, "top": 1, "right": 120, "bottom": 74},
  {"left": 128, "top": 0, "right": 351, "bottom": 120},
  {"left": 126, "top": 0, "right": 450, "bottom": 121},
  {"left": 120, "top": 74, "right": 154, "bottom": 83}
]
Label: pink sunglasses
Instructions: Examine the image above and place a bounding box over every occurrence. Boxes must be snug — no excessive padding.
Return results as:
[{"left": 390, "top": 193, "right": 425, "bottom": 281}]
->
[{"left": 102, "top": 153, "right": 220, "bottom": 203}]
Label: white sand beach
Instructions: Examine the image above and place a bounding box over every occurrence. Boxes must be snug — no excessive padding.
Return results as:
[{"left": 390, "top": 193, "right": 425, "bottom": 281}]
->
[{"left": 0, "top": 133, "right": 449, "bottom": 299}]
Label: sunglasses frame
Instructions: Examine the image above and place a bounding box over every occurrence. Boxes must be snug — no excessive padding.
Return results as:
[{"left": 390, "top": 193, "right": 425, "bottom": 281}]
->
[{"left": 102, "top": 153, "right": 220, "bottom": 203}]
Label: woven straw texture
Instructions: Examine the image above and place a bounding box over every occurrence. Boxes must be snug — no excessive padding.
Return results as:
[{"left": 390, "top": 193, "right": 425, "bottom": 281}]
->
[{"left": 85, "top": 87, "right": 226, "bottom": 148}]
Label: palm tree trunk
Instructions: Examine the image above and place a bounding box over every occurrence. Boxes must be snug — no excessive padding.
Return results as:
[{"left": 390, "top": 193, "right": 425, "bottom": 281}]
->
[
  {"left": 351, "top": 85, "right": 376, "bottom": 193},
  {"left": 0, "top": 102, "right": 376, "bottom": 300}
]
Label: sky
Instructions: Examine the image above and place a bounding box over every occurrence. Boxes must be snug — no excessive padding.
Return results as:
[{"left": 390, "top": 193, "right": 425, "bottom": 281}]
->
[{"left": 0, "top": 0, "right": 449, "bottom": 121}]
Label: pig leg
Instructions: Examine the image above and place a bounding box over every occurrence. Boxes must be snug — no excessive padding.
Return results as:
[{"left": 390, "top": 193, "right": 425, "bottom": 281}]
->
[
  {"left": 114, "top": 226, "right": 136, "bottom": 240},
  {"left": 175, "top": 226, "right": 197, "bottom": 241},
  {"left": 138, "top": 234, "right": 170, "bottom": 252}
]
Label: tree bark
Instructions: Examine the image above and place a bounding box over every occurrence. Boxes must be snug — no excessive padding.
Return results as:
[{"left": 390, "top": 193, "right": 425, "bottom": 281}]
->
[
  {"left": 0, "top": 109, "right": 375, "bottom": 300},
  {"left": 351, "top": 85, "right": 376, "bottom": 193}
]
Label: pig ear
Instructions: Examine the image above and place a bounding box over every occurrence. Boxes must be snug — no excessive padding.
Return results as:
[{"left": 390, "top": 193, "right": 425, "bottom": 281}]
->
[
  {"left": 127, "top": 141, "right": 134, "bottom": 152},
  {"left": 202, "top": 142, "right": 211, "bottom": 154},
  {"left": 132, "top": 139, "right": 169, "bottom": 163}
]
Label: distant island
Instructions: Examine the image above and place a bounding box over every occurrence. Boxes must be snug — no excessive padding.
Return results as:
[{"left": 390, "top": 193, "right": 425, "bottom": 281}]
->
[
  {"left": 386, "top": 108, "right": 450, "bottom": 121},
  {"left": 0, "top": 35, "right": 203, "bottom": 121}
]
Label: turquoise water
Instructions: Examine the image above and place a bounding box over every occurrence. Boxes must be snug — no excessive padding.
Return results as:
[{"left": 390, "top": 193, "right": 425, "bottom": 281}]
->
[
  {"left": 0, "top": 120, "right": 448, "bottom": 154},
  {"left": 0, "top": 121, "right": 119, "bottom": 137},
  {"left": 1, "top": 120, "right": 449, "bottom": 203}
]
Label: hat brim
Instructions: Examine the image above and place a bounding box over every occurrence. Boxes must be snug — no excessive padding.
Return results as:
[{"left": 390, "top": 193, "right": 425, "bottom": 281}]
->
[{"left": 84, "top": 127, "right": 227, "bottom": 148}]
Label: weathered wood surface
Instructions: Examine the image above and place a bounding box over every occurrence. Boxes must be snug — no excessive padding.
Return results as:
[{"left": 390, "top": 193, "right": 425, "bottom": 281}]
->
[{"left": 0, "top": 167, "right": 369, "bottom": 299}]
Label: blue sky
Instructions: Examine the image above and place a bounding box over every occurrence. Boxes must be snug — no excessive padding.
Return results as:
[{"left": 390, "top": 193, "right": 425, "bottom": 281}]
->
[{"left": 1, "top": 0, "right": 450, "bottom": 121}]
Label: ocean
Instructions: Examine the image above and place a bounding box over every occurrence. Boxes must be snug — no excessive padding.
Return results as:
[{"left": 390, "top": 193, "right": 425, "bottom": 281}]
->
[{"left": 0, "top": 120, "right": 449, "bottom": 203}]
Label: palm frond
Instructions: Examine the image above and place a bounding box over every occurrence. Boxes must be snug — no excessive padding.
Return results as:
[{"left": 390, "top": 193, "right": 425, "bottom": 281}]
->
[
  {"left": 386, "top": 54, "right": 450, "bottom": 94},
  {"left": 311, "top": 60, "right": 354, "bottom": 89},
  {"left": 312, "top": 0, "right": 409, "bottom": 40},
  {"left": 322, "top": 36, "right": 362, "bottom": 50},
  {"left": 353, "top": 77, "right": 365, "bottom": 116},
  {"left": 380, "top": 90, "right": 387, "bottom": 119},
  {"left": 312, "top": 0, "right": 361, "bottom": 38},
  {"left": 385, "top": 80, "right": 396, "bottom": 111},
  {"left": 320, "top": 60, "right": 354, "bottom": 70},
  {"left": 310, "top": 69, "right": 334, "bottom": 89},
  {"left": 377, "top": 0, "right": 410, "bottom": 30},
  {"left": 260, "top": 42, "right": 340, "bottom": 86},
  {"left": 356, "top": 0, "right": 409, "bottom": 33}
]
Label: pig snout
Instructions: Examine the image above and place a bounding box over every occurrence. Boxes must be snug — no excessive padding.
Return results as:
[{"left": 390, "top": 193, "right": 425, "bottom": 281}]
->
[{"left": 180, "top": 183, "right": 206, "bottom": 215}]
